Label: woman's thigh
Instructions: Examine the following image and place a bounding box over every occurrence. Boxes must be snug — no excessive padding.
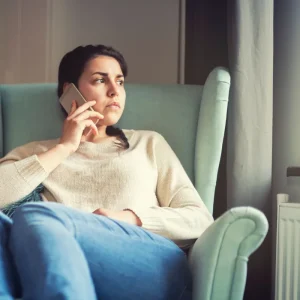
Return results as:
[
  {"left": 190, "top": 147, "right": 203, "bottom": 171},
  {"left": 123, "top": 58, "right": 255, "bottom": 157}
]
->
[
  {"left": 13, "top": 202, "right": 192, "bottom": 300},
  {"left": 0, "top": 211, "right": 21, "bottom": 299}
]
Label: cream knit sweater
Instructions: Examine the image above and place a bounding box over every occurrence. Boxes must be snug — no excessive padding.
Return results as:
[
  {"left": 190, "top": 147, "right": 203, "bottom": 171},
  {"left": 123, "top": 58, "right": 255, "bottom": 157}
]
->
[{"left": 0, "top": 130, "right": 213, "bottom": 248}]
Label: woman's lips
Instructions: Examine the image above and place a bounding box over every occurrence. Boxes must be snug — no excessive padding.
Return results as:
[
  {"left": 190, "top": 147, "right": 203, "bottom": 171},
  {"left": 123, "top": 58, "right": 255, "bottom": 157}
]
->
[{"left": 106, "top": 102, "right": 120, "bottom": 109}]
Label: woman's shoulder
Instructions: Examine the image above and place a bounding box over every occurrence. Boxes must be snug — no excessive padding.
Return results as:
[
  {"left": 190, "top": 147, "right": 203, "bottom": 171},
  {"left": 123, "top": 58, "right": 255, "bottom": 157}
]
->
[
  {"left": 123, "top": 129, "right": 165, "bottom": 148},
  {"left": 123, "top": 129, "right": 164, "bottom": 143}
]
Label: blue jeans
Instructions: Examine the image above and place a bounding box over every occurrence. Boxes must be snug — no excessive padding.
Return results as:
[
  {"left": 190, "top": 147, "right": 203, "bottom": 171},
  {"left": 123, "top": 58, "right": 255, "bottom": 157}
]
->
[{"left": 0, "top": 202, "right": 192, "bottom": 300}]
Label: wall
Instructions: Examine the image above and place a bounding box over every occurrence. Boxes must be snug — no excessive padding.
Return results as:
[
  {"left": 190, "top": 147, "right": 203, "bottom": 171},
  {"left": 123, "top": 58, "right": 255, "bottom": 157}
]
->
[
  {"left": 273, "top": 0, "right": 300, "bottom": 296},
  {"left": 0, "top": 0, "right": 182, "bottom": 84}
]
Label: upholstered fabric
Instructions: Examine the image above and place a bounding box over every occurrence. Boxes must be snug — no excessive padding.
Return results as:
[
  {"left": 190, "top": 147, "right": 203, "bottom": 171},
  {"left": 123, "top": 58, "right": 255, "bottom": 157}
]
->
[{"left": 188, "top": 206, "right": 268, "bottom": 300}]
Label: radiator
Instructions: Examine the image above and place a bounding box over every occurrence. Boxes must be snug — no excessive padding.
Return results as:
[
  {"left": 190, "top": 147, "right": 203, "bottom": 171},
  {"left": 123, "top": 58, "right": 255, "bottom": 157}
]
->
[{"left": 276, "top": 194, "right": 300, "bottom": 300}]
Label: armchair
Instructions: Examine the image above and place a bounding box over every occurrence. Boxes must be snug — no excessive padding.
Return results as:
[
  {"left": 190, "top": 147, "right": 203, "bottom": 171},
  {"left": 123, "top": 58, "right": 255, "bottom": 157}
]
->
[{"left": 0, "top": 67, "right": 268, "bottom": 300}]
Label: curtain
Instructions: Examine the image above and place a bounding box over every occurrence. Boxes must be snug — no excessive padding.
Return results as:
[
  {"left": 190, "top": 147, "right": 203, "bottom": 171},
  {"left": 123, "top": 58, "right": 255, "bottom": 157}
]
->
[{"left": 227, "top": 1, "right": 274, "bottom": 299}]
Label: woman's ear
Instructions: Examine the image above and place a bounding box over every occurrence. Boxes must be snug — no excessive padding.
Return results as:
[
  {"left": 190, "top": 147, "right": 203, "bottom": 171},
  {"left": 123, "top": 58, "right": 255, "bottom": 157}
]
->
[{"left": 62, "top": 82, "right": 70, "bottom": 94}]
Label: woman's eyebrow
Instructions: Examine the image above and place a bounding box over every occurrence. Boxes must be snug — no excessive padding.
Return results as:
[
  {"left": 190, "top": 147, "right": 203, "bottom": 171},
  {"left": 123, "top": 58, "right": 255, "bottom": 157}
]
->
[{"left": 92, "top": 72, "right": 124, "bottom": 78}]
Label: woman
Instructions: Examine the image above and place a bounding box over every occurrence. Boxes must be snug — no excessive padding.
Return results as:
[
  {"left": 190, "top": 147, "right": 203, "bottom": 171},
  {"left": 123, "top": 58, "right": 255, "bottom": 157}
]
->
[{"left": 0, "top": 45, "right": 213, "bottom": 300}]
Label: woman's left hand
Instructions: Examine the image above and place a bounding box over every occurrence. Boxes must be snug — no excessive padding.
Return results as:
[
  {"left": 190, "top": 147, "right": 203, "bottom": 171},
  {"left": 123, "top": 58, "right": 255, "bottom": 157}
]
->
[{"left": 93, "top": 208, "right": 142, "bottom": 226}]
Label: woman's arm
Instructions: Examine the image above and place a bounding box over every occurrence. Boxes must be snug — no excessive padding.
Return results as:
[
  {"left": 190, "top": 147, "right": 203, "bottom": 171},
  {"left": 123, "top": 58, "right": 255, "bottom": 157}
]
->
[
  {"left": 37, "top": 143, "right": 72, "bottom": 173},
  {"left": 0, "top": 142, "right": 72, "bottom": 207},
  {"left": 129, "top": 133, "right": 214, "bottom": 249},
  {"left": 0, "top": 100, "right": 103, "bottom": 208}
]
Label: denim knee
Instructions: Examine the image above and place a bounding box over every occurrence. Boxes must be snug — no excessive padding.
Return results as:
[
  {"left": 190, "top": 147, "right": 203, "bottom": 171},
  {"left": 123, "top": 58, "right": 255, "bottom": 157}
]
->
[{"left": 12, "top": 202, "right": 76, "bottom": 235}]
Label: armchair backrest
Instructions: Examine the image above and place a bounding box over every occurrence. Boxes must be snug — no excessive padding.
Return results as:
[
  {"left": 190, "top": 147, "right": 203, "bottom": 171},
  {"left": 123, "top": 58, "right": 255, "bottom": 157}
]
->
[{"left": 0, "top": 67, "right": 230, "bottom": 213}]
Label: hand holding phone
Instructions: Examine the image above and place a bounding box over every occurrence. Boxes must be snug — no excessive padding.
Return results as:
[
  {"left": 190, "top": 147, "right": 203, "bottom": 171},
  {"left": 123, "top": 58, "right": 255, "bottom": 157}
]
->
[
  {"left": 58, "top": 84, "right": 104, "bottom": 153},
  {"left": 59, "top": 83, "right": 103, "bottom": 135},
  {"left": 59, "top": 83, "right": 93, "bottom": 114}
]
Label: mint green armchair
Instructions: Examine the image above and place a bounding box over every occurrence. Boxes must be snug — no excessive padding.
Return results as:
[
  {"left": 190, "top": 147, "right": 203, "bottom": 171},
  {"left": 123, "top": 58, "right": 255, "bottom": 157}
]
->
[{"left": 0, "top": 67, "right": 268, "bottom": 300}]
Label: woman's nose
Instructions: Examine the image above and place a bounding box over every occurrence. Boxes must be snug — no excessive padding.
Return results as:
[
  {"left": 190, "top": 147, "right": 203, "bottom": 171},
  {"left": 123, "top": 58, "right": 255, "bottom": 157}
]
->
[{"left": 108, "top": 83, "right": 119, "bottom": 97}]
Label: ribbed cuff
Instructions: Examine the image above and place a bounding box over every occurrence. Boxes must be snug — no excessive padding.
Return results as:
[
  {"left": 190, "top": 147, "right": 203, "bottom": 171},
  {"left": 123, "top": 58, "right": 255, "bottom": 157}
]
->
[{"left": 14, "top": 155, "right": 48, "bottom": 188}]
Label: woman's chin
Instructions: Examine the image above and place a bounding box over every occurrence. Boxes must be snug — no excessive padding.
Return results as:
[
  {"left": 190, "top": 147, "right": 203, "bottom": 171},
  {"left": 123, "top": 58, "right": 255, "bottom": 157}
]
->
[{"left": 97, "top": 119, "right": 120, "bottom": 128}]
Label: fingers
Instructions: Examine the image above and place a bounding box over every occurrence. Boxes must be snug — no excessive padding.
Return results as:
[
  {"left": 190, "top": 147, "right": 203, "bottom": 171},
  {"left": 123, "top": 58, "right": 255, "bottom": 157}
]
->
[
  {"left": 68, "top": 100, "right": 77, "bottom": 117},
  {"left": 93, "top": 208, "right": 103, "bottom": 215},
  {"left": 73, "top": 110, "right": 104, "bottom": 122},
  {"left": 67, "top": 100, "right": 97, "bottom": 120},
  {"left": 92, "top": 208, "right": 110, "bottom": 216},
  {"left": 83, "top": 119, "right": 98, "bottom": 136}
]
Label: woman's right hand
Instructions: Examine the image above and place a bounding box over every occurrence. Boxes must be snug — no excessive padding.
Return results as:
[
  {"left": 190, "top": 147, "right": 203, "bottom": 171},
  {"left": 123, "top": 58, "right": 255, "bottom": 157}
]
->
[{"left": 58, "top": 100, "right": 104, "bottom": 154}]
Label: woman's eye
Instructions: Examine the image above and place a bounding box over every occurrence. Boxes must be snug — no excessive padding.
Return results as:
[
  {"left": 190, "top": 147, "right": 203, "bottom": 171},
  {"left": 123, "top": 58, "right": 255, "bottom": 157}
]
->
[
  {"left": 95, "top": 78, "right": 105, "bottom": 83},
  {"left": 117, "top": 80, "right": 124, "bottom": 86}
]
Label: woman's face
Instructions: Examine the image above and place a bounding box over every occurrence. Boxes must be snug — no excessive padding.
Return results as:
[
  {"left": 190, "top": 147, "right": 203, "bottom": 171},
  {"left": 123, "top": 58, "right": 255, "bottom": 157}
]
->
[{"left": 77, "top": 55, "right": 126, "bottom": 126}]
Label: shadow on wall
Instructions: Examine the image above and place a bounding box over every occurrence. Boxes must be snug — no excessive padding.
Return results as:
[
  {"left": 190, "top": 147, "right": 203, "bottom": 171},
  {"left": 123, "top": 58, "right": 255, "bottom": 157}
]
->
[{"left": 184, "top": 0, "right": 229, "bottom": 219}]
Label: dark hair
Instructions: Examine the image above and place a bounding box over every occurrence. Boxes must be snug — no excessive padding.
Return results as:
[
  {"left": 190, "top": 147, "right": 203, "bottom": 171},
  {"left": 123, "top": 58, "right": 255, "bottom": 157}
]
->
[{"left": 57, "top": 44, "right": 129, "bottom": 149}]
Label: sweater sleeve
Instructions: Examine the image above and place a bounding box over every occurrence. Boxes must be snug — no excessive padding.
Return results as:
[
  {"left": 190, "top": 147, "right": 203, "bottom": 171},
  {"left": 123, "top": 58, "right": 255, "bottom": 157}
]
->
[
  {"left": 132, "top": 133, "right": 214, "bottom": 248},
  {"left": 0, "top": 143, "right": 49, "bottom": 207}
]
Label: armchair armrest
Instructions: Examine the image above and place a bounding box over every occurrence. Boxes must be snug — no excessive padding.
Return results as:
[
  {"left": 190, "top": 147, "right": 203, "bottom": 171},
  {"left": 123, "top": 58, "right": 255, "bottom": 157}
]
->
[{"left": 188, "top": 207, "right": 268, "bottom": 300}]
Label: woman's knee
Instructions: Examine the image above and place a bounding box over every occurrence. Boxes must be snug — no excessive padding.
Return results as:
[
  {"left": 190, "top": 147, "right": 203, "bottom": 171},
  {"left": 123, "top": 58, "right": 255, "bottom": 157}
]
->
[{"left": 12, "top": 202, "right": 75, "bottom": 233}]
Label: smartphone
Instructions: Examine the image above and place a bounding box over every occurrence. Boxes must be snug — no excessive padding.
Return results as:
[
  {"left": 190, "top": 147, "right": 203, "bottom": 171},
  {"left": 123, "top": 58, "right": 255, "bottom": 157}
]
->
[
  {"left": 59, "top": 83, "right": 93, "bottom": 114},
  {"left": 59, "top": 83, "right": 99, "bottom": 136}
]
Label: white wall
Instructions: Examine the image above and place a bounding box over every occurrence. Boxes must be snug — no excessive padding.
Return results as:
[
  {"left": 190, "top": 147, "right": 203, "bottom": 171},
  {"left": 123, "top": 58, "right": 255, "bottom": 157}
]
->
[
  {"left": 0, "top": 0, "right": 182, "bottom": 84},
  {"left": 273, "top": 0, "right": 300, "bottom": 295}
]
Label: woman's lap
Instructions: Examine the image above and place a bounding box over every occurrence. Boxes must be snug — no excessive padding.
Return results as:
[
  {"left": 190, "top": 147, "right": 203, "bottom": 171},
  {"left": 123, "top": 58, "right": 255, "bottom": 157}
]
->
[{"left": 1, "top": 202, "right": 192, "bottom": 300}]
